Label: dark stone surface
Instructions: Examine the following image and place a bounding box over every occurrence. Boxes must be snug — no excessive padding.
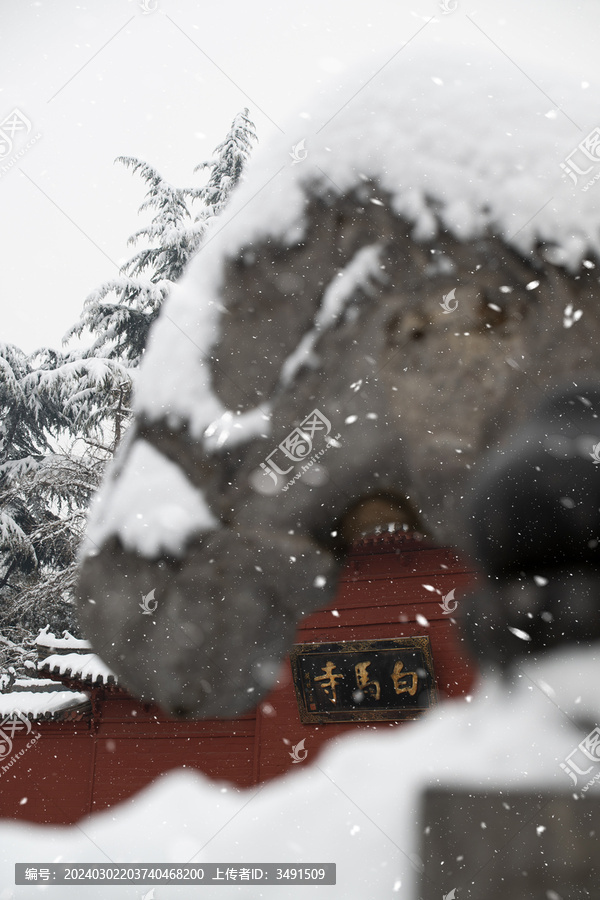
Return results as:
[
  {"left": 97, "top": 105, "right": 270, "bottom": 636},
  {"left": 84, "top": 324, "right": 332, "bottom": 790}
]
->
[
  {"left": 419, "top": 787, "right": 600, "bottom": 899},
  {"left": 77, "top": 189, "right": 600, "bottom": 718}
]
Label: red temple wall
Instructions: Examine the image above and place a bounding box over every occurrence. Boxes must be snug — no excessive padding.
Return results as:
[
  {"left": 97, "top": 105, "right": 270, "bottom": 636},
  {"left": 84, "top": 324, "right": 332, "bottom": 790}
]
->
[{"left": 0, "top": 533, "right": 478, "bottom": 825}]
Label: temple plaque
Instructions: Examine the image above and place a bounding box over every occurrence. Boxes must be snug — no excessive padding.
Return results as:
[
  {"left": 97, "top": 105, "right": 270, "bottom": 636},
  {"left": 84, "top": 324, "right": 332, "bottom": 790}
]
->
[{"left": 290, "top": 636, "right": 437, "bottom": 724}]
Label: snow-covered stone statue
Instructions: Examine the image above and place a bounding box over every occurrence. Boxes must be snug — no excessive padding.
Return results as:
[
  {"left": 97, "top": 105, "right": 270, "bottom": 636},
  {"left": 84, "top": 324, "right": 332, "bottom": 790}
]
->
[
  {"left": 77, "top": 43, "right": 600, "bottom": 718},
  {"left": 3, "top": 383, "right": 599, "bottom": 898}
]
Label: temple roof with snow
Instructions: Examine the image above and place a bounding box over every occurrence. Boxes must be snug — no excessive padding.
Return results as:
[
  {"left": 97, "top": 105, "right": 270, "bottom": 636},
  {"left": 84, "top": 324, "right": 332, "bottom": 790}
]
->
[
  {"left": 0, "top": 628, "right": 118, "bottom": 721},
  {"left": 35, "top": 627, "right": 118, "bottom": 688}
]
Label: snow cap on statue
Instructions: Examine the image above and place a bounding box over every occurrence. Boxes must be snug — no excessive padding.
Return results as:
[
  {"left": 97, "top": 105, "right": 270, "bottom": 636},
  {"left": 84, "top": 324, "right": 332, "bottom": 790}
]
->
[
  {"left": 150, "top": 43, "right": 600, "bottom": 420},
  {"left": 89, "top": 38, "right": 600, "bottom": 558}
]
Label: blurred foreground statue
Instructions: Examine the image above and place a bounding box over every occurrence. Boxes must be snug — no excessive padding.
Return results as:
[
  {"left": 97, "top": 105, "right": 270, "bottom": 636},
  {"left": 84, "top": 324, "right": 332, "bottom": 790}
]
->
[
  {"left": 78, "top": 41, "right": 600, "bottom": 717},
  {"left": 5, "top": 383, "right": 600, "bottom": 898}
]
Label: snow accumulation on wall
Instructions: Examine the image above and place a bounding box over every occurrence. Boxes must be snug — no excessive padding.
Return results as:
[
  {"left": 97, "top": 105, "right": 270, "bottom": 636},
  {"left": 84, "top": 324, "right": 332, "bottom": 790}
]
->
[
  {"left": 35, "top": 627, "right": 91, "bottom": 652},
  {"left": 0, "top": 684, "right": 89, "bottom": 720},
  {"left": 86, "top": 38, "right": 600, "bottom": 559},
  {"left": 0, "top": 631, "right": 93, "bottom": 717},
  {"left": 38, "top": 651, "right": 115, "bottom": 686},
  {"left": 33, "top": 628, "right": 116, "bottom": 687}
]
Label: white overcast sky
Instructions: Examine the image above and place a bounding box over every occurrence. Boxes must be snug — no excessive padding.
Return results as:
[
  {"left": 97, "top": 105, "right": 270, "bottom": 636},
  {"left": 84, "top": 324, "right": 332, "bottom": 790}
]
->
[{"left": 2, "top": 0, "right": 599, "bottom": 353}]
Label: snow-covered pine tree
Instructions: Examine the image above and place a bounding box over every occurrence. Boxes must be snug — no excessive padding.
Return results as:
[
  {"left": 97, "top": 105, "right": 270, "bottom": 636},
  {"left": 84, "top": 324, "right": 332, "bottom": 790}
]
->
[
  {"left": 0, "top": 340, "right": 133, "bottom": 672},
  {"left": 0, "top": 343, "right": 62, "bottom": 626},
  {"left": 63, "top": 163, "right": 196, "bottom": 367},
  {"left": 192, "top": 107, "right": 258, "bottom": 217},
  {"left": 65, "top": 109, "right": 257, "bottom": 368},
  {"left": 0, "top": 110, "right": 258, "bottom": 678},
  {"left": 30, "top": 350, "right": 132, "bottom": 455},
  {"left": 0, "top": 344, "right": 102, "bottom": 673}
]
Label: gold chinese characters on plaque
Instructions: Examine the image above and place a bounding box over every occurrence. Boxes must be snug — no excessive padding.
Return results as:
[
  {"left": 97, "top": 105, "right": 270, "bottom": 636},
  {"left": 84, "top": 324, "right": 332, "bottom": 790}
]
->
[{"left": 289, "top": 637, "right": 437, "bottom": 724}]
